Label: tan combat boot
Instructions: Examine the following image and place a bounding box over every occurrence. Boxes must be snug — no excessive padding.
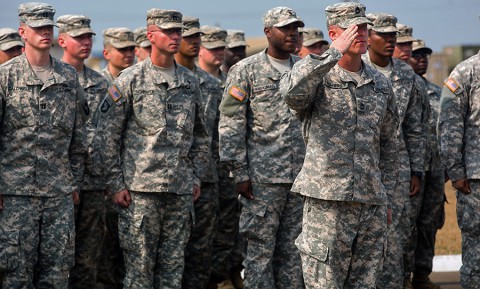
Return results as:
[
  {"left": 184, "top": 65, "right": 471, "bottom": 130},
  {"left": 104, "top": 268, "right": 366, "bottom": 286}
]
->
[
  {"left": 412, "top": 275, "right": 441, "bottom": 289},
  {"left": 217, "top": 279, "right": 236, "bottom": 289}
]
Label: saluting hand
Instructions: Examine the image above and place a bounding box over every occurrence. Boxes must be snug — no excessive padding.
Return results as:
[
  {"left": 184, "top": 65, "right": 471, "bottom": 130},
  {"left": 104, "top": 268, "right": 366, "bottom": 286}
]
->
[{"left": 330, "top": 24, "right": 358, "bottom": 55}]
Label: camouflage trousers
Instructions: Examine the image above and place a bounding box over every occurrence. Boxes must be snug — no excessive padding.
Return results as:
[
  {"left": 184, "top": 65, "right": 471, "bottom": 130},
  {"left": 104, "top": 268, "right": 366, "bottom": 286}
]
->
[
  {"left": 297, "top": 198, "right": 387, "bottom": 289},
  {"left": 404, "top": 178, "right": 424, "bottom": 278},
  {"left": 97, "top": 198, "right": 125, "bottom": 289},
  {"left": 119, "top": 191, "right": 193, "bottom": 289},
  {"left": 211, "top": 172, "right": 242, "bottom": 282},
  {"left": 69, "top": 190, "right": 106, "bottom": 289},
  {"left": 240, "top": 183, "right": 303, "bottom": 289},
  {"left": 377, "top": 181, "right": 411, "bottom": 289},
  {"left": 0, "top": 194, "right": 74, "bottom": 289},
  {"left": 414, "top": 170, "right": 445, "bottom": 276},
  {"left": 183, "top": 182, "right": 219, "bottom": 289},
  {"left": 456, "top": 180, "right": 480, "bottom": 288}
]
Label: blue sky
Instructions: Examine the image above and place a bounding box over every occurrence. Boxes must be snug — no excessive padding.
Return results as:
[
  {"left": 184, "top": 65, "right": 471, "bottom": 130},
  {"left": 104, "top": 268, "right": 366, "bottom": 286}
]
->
[{"left": 1, "top": 0, "right": 479, "bottom": 53}]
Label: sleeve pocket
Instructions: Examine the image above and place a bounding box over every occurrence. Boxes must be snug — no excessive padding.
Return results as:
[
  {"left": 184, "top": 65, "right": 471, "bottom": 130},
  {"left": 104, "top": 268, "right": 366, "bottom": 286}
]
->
[{"left": 296, "top": 235, "right": 329, "bottom": 263}]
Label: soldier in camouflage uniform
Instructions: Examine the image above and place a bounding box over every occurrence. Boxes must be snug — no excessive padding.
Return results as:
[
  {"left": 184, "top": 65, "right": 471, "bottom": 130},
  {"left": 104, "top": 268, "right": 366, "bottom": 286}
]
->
[
  {"left": 363, "top": 13, "right": 425, "bottom": 289},
  {"left": 92, "top": 9, "right": 209, "bottom": 289},
  {"left": 298, "top": 27, "right": 329, "bottom": 58},
  {"left": 0, "top": 3, "right": 88, "bottom": 288},
  {"left": 96, "top": 27, "right": 136, "bottom": 289},
  {"left": 280, "top": 3, "right": 399, "bottom": 288},
  {"left": 174, "top": 16, "right": 223, "bottom": 289},
  {"left": 218, "top": 7, "right": 306, "bottom": 289},
  {"left": 0, "top": 28, "right": 23, "bottom": 64},
  {"left": 56, "top": 14, "right": 109, "bottom": 289},
  {"left": 133, "top": 27, "right": 151, "bottom": 62},
  {"left": 221, "top": 30, "right": 247, "bottom": 74},
  {"left": 438, "top": 47, "right": 480, "bottom": 289},
  {"left": 407, "top": 39, "right": 445, "bottom": 289}
]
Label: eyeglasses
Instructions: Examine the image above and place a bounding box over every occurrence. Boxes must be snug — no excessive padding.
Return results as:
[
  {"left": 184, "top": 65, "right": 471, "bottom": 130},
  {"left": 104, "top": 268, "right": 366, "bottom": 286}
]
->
[{"left": 412, "top": 53, "right": 431, "bottom": 60}]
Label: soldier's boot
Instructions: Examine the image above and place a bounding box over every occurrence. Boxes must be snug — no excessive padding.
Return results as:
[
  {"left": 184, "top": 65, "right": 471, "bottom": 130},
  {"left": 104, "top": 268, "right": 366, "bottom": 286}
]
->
[
  {"left": 230, "top": 267, "right": 244, "bottom": 289},
  {"left": 217, "top": 279, "right": 236, "bottom": 289},
  {"left": 412, "top": 274, "right": 441, "bottom": 289},
  {"left": 404, "top": 275, "right": 414, "bottom": 289}
]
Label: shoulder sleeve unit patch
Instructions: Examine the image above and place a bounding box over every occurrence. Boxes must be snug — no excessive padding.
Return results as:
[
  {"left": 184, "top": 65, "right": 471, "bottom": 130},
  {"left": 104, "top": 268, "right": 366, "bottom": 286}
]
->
[
  {"left": 229, "top": 85, "right": 246, "bottom": 101},
  {"left": 108, "top": 85, "right": 123, "bottom": 103},
  {"left": 444, "top": 77, "right": 461, "bottom": 94}
]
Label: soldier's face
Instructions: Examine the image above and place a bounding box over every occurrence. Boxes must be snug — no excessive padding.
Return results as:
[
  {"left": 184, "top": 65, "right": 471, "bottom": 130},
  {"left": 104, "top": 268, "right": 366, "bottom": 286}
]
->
[
  {"left": 104, "top": 46, "right": 135, "bottom": 69},
  {"left": 135, "top": 46, "right": 151, "bottom": 62},
  {"left": 19, "top": 24, "right": 53, "bottom": 51},
  {"left": 298, "top": 42, "right": 328, "bottom": 58},
  {"left": 224, "top": 46, "right": 246, "bottom": 67},
  {"left": 179, "top": 33, "right": 201, "bottom": 58},
  {"left": 59, "top": 33, "right": 93, "bottom": 60},
  {"left": 199, "top": 46, "right": 225, "bottom": 67},
  {"left": 267, "top": 22, "right": 299, "bottom": 54},
  {"left": 368, "top": 30, "right": 397, "bottom": 58},
  {"left": 0, "top": 46, "right": 23, "bottom": 64},
  {"left": 148, "top": 27, "right": 182, "bottom": 55},
  {"left": 408, "top": 52, "right": 430, "bottom": 75},
  {"left": 393, "top": 41, "right": 413, "bottom": 63}
]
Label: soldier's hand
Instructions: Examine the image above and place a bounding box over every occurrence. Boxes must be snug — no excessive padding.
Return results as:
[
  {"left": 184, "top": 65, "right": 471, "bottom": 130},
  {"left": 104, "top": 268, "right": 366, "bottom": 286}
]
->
[
  {"left": 0, "top": 194, "right": 3, "bottom": 210},
  {"left": 409, "top": 175, "right": 421, "bottom": 196},
  {"left": 193, "top": 185, "right": 201, "bottom": 202},
  {"left": 113, "top": 189, "right": 132, "bottom": 207},
  {"left": 330, "top": 24, "right": 358, "bottom": 55},
  {"left": 452, "top": 178, "right": 471, "bottom": 194},
  {"left": 72, "top": 191, "right": 80, "bottom": 205},
  {"left": 236, "top": 180, "right": 253, "bottom": 200}
]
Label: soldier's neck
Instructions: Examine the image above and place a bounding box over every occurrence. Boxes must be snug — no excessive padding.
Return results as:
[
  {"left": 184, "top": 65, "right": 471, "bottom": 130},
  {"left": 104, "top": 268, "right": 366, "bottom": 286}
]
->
[
  {"left": 24, "top": 46, "right": 50, "bottom": 67},
  {"left": 62, "top": 53, "right": 84, "bottom": 72},
  {"left": 338, "top": 52, "right": 362, "bottom": 72},
  {"left": 174, "top": 54, "right": 195, "bottom": 70}
]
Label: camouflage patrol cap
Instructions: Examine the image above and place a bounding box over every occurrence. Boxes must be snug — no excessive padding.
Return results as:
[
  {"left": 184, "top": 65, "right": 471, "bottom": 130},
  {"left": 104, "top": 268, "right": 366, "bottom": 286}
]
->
[
  {"left": 396, "top": 24, "right": 415, "bottom": 43},
  {"left": 263, "top": 7, "right": 305, "bottom": 28},
  {"left": 325, "top": 2, "right": 372, "bottom": 28},
  {"left": 57, "top": 15, "right": 95, "bottom": 37},
  {"left": 103, "top": 28, "right": 136, "bottom": 49},
  {"left": 302, "top": 28, "right": 329, "bottom": 47},
  {"left": 200, "top": 26, "right": 227, "bottom": 49},
  {"left": 147, "top": 9, "right": 184, "bottom": 29},
  {"left": 367, "top": 13, "right": 398, "bottom": 33},
  {"left": 182, "top": 16, "right": 202, "bottom": 37},
  {"left": 0, "top": 28, "right": 24, "bottom": 51},
  {"left": 18, "top": 2, "right": 57, "bottom": 27},
  {"left": 134, "top": 27, "right": 150, "bottom": 48},
  {"left": 226, "top": 30, "right": 247, "bottom": 48},
  {"left": 412, "top": 39, "right": 432, "bottom": 54}
]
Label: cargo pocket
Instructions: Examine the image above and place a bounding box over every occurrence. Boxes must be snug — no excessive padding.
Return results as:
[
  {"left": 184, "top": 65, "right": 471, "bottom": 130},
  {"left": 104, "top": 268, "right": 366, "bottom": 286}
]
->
[
  {"left": 239, "top": 199, "right": 267, "bottom": 240},
  {"left": 62, "top": 229, "right": 76, "bottom": 271},
  {"left": 295, "top": 233, "right": 329, "bottom": 263},
  {"left": 118, "top": 208, "right": 144, "bottom": 252},
  {"left": 0, "top": 228, "right": 20, "bottom": 272}
]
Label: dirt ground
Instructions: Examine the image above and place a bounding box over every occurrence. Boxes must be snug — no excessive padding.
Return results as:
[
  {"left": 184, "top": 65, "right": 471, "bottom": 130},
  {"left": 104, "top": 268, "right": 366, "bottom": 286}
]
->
[{"left": 435, "top": 182, "right": 461, "bottom": 255}]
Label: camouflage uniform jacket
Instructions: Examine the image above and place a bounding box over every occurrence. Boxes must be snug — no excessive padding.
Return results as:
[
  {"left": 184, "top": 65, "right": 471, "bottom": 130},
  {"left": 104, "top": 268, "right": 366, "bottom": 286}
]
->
[
  {"left": 423, "top": 78, "right": 442, "bottom": 172},
  {"left": 101, "top": 67, "right": 115, "bottom": 85},
  {"left": 93, "top": 58, "right": 210, "bottom": 194},
  {"left": 363, "top": 55, "right": 425, "bottom": 182},
  {"left": 280, "top": 48, "right": 399, "bottom": 205},
  {"left": 218, "top": 49, "right": 305, "bottom": 184},
  {"left": 438, "top": 51, "right": 480, "bottom": 181},
  {"left": 81, "top": 66, "right": 109, "bottom": 190},
  {"left": 193, "top": 65, "right": 222, "bottom": 183},
  {"left": 0, "top": 54, "right": 87, "bottom": 196}
]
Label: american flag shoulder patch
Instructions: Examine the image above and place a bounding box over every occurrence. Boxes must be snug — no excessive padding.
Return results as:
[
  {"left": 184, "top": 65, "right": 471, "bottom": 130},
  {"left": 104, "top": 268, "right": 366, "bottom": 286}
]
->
[
  {"left": 229, "top": 85, "right": 246, "bottom": 102},
  {"left": 108, "top": 85, "right": 123, "bottom": 102},
  {"left": 444, "top": 77, "right": 460, "bottom": 94}
]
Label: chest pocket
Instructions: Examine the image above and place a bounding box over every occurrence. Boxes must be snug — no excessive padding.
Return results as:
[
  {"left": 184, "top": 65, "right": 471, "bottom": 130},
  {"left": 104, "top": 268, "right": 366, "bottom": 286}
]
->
[
  {"left": 360, "top": 86, "right": 389, "bottom": 130},
  {"left": 320, "top": 81, "right": 351, "bottom": 121},
  {"left": 4, "top": 87, "right": 36, "bottom": 130},
  {"left": 166, "top": 86, "right": 194, "bottom": 133},
  {"left": 392, "top": 79, "right": 413, "bottom": 119},
  {"left": 51, "top": 86, "right": 77, "bottom": 134},
  {"left": 133, "top": 91, "right": 167, "bottom": 135},
  {"left": 250, "top": 82, "right": 279, "bottom": 132}
]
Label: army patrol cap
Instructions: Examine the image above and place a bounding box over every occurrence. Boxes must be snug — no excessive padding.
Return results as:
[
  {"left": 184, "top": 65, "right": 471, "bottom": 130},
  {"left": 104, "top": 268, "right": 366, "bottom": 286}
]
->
[
  {"left": 226, "top": 30, "right": 248, "bottom": 48},
  {"left": 201, "top": 26, "right": 227, "bottom": 49},
  {"left": 325, "top": 2, "right": 372, "bottom": 28},
  {"left": 396, "top": 24, "right": 415, "bottom": 43},
  {"left": 57, "top": 15, "right": 95, "bottom": 37},
  {"left": 367, "top": 13, "right": 398, "bottom": 33},
  {"left": 412, "top": 39, "right": 432, "bottom": 54},
  {"left": 103, "top": 28, "right": 136, "bottom": 49},
  {"left": 0, "top": 28, "right": 24, "bottom": 51},
  {"left": 18, "top": 2, "right": 57, "bottom": 27},
  {"left": 182, "top": 16, "right": 203, "bottom": 37},
  {"left": 147, "top": 9, "right": 184, "bottom": 29},
  {"left": 263, "top": 7, "right": 305, "bottom": 28},
  {"left": 302, "top": 28, "right": 329, "bottom": 47},
  {"left": 134, "top": 27, "right": 150, "bottom": 48}
]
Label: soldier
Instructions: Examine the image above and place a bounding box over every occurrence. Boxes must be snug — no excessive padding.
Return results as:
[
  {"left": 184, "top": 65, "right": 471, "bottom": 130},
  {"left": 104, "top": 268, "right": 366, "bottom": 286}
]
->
[
  {"left": 174, "top": 16, "right": 223, "bottom": 289},
  {"left": 438, "top": 38, "right": 480, "bottom": 289},
  {"left": 293, "top": 27, "right": 304, "bottom": 55},
  {"left": 221, "top": 30, "right": 247, "bottom": 74},
  {"left": 363, "top": 13, "right": 424, "bottom": 289},
  {"left": 218, "top": 6, "right": 305, "bottom": 289},
  {"left": 280, "top": 3, "right": 399, "bottom": 288},
  {"left": 407, "top": 39, "right": 445, "bottom": 289},
  {"left": 199, "top": 26, "right": 227, "bottom": 79},
  {"left": 92, "top": 9, "right": 209, "bottom": 289},
  {"left": 56, "top": 14, "right": 109, "bottom": 289},
  {"left": 298, "top": 27, "right": 329, "bottom": 58},
  {"left": 101, "top": 27, "right": 136, "bottom": 84},
  {"left": 134, "top": 27, "right": 151, "bottom": 62},
  {"left": 0, "top": 28, "right": 23, "bottom": 64},
  {"left": 0, "top": 2, "right": 88, "bottom": 288}
]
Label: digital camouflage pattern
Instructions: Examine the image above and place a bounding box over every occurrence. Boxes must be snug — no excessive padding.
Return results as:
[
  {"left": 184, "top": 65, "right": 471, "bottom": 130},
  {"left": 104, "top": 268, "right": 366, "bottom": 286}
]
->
[
  {"left": 218, "top": 49, "right": 305, "bottom": 288},
  {"left": 438, "top": 50, "right": 480, "bottom": 288},
  {"left": 102, "top": 27, "right": 135, "bottom": 49},
  {"left": 280, "top": 48, "right": 399, "bottom": 288},
  {"left": 0, "top": 28, "right": 23, "bottom": 51},
  {"left": 18, "top": 2, "right": 56, "bottom": 27},
  {"left": 101, "top": 66, "right": 115, "bottom": 85}
]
